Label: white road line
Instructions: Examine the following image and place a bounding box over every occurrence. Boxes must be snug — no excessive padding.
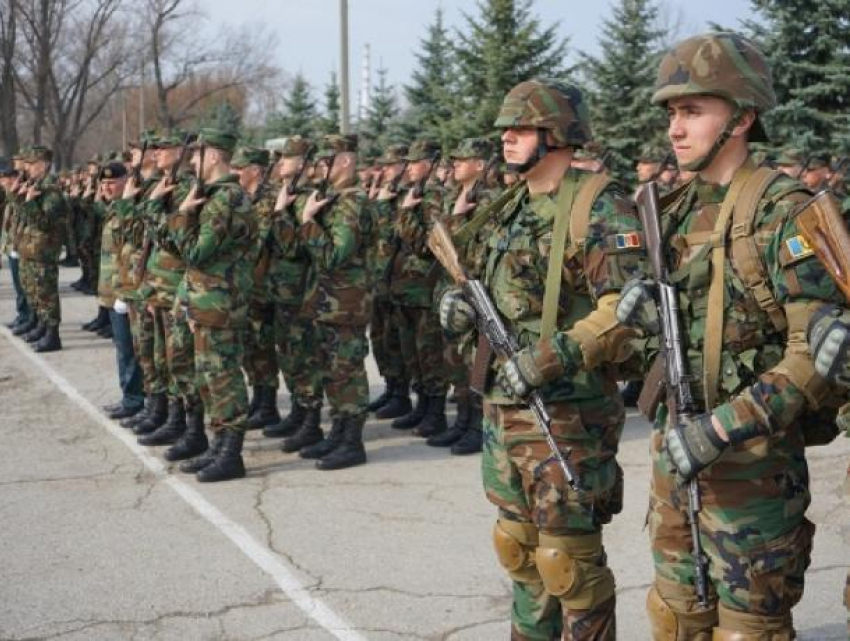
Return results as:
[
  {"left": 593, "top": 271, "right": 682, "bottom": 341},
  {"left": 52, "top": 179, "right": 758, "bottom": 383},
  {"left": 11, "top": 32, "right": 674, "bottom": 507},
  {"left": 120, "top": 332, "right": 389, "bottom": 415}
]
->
[{"left": 2, "top": 327, "right": 367, "bottom": 641}]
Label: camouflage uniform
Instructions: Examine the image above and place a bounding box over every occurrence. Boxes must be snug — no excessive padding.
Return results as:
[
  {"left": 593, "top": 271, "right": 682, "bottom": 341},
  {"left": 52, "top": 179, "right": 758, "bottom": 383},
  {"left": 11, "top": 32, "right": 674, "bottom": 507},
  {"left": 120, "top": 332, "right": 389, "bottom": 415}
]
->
[{"left": 636, "top": 33, "right": 846, "bottom": 639}]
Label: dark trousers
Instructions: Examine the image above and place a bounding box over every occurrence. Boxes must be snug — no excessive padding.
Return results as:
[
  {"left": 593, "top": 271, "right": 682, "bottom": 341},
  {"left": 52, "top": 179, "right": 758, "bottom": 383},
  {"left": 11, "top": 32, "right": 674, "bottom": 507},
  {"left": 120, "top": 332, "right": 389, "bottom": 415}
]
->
[
  {"left": 7, "top": 255, "right": 30, "bottom": 321},
  {"left": 110, "top": 309, "right": 144, "bottom": 410}
]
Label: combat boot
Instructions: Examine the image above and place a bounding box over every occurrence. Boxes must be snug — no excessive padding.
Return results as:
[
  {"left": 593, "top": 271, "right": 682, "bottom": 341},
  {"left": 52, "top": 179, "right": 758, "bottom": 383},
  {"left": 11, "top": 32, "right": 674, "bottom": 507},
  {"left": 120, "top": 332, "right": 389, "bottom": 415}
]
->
[
  {"left": 376, "top": 380, "right": 413, "bottom": 419},
  {"left": 164, "top": 401, "right": 208, "bottom": 461},
  {"left": 262, "top": 400, "right": 306, "bottom": 438},
  {"left": 179, "top": 430, "right": 222, "bottom": 473},
  {"left": 413, "top": 394, "right": 447, "bottom": 438},
  {"left": 390, "top": 386, "right": 426, "bottom": 429},
  {"left": 107, "top": 403, "right": 142, "bottom": 420},
  {"left": 366, "top": 379, "right": 393, "bottom": 412},
  {"left": 24, "top": 320, "right": 46, "bottom": 343},
  {"left": 138, "top": 397, "right": 186, "bottom": 446},
  {"left": 281, "top": 408, "right": 322, "bottom": 453},
  {"left": 451, "top": 398, "right": 483, "bottom": 455},
  {"left": 196, "top": 429, "right": 246, "bottom": 482},
  {"left": 82, "top": 306, "right": 109, "bottom": 332},
  {"left": 132, "top": 392, "right": 168, "bottom": 435},
  {"left": 316, "top": 416, "right": 366, "bottom": 471},
  {"left": 12, "top": 315, "right": 36, "bottom": 335},
  {"left": 6, "top": 313, "right": 27, "bottom": 329},
  {"left": 120, "top": 394, "right": 153, "bottom": 428},
  {"left": 34, "top": 326, "right": 62, "bottom": 353},
  {"left": 299, "top": 419, "right": 345, "bottom": 459},
  {"left": 427, "top": 394, "right": 470, "bottom": 447},
  {"left": 246, "top": 386, "right": 281, "bottom": 430}
]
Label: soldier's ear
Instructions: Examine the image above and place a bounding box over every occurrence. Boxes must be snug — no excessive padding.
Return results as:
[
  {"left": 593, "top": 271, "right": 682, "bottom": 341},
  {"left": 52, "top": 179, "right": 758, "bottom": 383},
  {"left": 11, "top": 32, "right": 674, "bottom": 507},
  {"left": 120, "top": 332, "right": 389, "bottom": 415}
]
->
[{"left": 733, "top": 108, "right": 757, "bottom": 139}]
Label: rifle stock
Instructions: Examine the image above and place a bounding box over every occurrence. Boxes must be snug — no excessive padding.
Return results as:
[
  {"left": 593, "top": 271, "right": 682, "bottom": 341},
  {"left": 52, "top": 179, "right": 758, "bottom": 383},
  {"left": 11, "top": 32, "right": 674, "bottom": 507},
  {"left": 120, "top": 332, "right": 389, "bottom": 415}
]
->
[{"left": 794, "top": 190, "right": 850, "bottom": 300}]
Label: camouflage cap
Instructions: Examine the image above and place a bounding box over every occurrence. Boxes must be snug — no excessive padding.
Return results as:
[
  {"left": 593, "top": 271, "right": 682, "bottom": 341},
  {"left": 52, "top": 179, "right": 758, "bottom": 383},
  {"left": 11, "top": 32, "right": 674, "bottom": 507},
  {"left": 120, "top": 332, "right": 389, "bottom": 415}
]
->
[
  {"left": 11, "top": 146, "right": 30, "bottom": 161},
  {"left": 405, "top": 139, "right": 441, "bottom": 162},
  {"left": 775, "top": 147, "right": 804, "bottom": 166},
  {"left": 25, "top": 145, "right": 54, "bottom": 163},
  {"left": 129, "top": 129, "right": 159, "bottom": 149},
  {"left": 494, "top": 79, "right": 592, "bottom": 148},
  {"left": 280, "top": 135, "right": 313, "bottom": 158},
  {"left": 805, "top": 153, "right": 831, "bottom": 169},
  {"left": 231, "top": 146, "right": 270, "bottom": 168},
  {"left": 315, "top": 133, "right": 358, "bottom": 159},
  {"left": 153, "top": 129, "right": 190, "bottom": 149},
  {"left": 450, "top": 137, "right": 493, "bottom": 160},
  {"left": 99, "top": 161, "right": 128, "bottom": 180},
  {"left": 637, "top": 144, "right": 666, "bottom": 163},
  {"left": 377, "top": 143, "right": 409, "bottom": 165},
  {"left": 193, "top": 127, "right": 238, "bottom": 153}
]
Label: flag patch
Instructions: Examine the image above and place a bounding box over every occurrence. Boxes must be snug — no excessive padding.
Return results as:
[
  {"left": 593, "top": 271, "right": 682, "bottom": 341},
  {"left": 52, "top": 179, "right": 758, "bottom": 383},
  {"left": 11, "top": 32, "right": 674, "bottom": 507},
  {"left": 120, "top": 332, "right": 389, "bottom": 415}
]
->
[
  {"left": 616, "top": 233, "right": 642, "bottom": 249},
  {"left": 785, "top": 235, "right": 813, "bottom": 259}
]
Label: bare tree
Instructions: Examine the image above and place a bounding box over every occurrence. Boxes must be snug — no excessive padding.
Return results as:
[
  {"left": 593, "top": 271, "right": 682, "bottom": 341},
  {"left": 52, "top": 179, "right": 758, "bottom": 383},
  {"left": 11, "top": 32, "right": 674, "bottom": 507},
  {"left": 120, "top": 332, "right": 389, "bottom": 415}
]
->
[{"left": 0, "top": 0, "right": 19, "bottom": 155}]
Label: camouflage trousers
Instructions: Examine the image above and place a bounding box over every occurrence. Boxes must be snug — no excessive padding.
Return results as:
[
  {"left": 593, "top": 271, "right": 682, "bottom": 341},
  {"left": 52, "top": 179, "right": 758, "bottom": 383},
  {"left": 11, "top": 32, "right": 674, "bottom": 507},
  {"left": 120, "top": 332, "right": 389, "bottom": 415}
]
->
[
  {"left": 394, "top": 304, "right": 448, "bottom": 395},
  {"left": 648, "top": 424, "right": 814, "bottom": 632},
  {"left": 370, "top": 297, "right": 406, "bottom": 382},
  {"left": 25, "top": 260, "right": 60, "bottom": 327},
  {"left": 192, "top": 324, "right": 248, "bottom": 434},
  {"left": 482, "top": 396, "right": 624, "bottom": 641},
  {"left": 443, "top": 332, "right": 471, "bottom": 394},
  {"left": 153, "top": 306, "right": 198, "bottom": 404},
  {"left": 278, "top": 307, "right": 323, "bottom": 410},
  {"left": 18, "top": 258, "right": 37, "bottom": 317},
  {"left": 312, "top": 322, "right": 368, "bottom": 420},
  {"left": 243, "top": 301, "right": 279, "bottom": 389},
  {"left": 127, "top": 302, "right": 167, "bottom": 395}
]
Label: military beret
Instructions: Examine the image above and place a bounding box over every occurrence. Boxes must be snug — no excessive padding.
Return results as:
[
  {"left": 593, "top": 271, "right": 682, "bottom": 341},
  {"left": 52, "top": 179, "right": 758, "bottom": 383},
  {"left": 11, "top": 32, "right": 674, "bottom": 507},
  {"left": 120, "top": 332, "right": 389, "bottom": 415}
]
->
[
  {"left": 26, "top": 145, "right": 54, "bottom": 163},
  {"left": 193, "top": 127, "right": 238, "bottom": 153},
  {"left": 450, "top": 137, "right": 493, "bottom": 160},
  {"left": 377, "top": 143, "right": 409, "bottom": 165},
  {"left": 280, "top": 135, "right": 313, "bottom": 158},
  {"left": 316, "top": 133, "right": 358, "bottom": 159},
  {"left": 231, "top": 146, "right": 271, "bottom": 168},
  {"left": 405, "top": 139, "right": 441, "bottom": 162},
  {"left": 99, "top": 162, "right": 128, "bottom": 180}
]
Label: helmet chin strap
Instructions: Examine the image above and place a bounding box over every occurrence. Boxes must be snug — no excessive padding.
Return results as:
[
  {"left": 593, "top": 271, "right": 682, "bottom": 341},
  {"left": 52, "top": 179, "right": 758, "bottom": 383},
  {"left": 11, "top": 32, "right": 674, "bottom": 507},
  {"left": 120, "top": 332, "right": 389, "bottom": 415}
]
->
[
  {"left": 506, "top": 129, "right": 551, "bottom": 175},
  {"left": 681, "top": 108, "right": 743, "bottom": 173}
]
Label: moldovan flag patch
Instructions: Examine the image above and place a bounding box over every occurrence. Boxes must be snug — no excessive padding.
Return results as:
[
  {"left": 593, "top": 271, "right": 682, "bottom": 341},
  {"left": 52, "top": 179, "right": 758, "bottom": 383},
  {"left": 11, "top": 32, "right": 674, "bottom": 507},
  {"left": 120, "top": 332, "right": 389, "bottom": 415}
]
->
[{"left": 785, "top": 235, "right": 813, "bottom": 259}]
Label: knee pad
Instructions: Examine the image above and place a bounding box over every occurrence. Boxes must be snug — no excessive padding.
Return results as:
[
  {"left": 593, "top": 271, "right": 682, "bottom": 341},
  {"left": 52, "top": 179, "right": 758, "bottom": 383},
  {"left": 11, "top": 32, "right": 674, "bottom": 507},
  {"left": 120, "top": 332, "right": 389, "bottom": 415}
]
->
[
  {"left": 535, "top": 532, "right": 615, "bottom": 610},
  {"left": 714, "top": 604, "right": 794, "bottom": 640},
  {"left": 648, "top": 577, "right": 717, "bottom": 641},
  {"left": 492, "top": 518, "right": 539, "bottom": 583}
]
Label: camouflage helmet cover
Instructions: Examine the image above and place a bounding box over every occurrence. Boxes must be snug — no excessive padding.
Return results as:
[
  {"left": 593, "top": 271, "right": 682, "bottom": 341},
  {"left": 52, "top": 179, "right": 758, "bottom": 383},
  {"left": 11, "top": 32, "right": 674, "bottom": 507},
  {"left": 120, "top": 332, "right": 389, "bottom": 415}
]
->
[{"left": 493, "top": 78, "right": 592, "bottom": 148}]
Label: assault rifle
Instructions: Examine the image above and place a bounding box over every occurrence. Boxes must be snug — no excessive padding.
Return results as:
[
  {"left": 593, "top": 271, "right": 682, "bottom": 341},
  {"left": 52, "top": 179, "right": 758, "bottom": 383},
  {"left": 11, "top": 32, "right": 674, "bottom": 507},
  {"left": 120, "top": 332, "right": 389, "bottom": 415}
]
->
[
  {"left": 290, "top": 144, "right": 315, "bottom": 194},
  {"left": 387, "top": 160, "right": 408, "bottom": 195},
  {"left": 427, "top": 220, "right": 581, "bottom": 492},
  {"left": 636, "top": 181, "right": 710, "bottom": 608},
  {"left": 132, "top": 140, "right": 148, "bottom": 184},
  {"left": 412, "top": 152, "right": 441, "bottom": 199},
  {"left": 253, "top": 150, "right": 282, "bottom": 204}
]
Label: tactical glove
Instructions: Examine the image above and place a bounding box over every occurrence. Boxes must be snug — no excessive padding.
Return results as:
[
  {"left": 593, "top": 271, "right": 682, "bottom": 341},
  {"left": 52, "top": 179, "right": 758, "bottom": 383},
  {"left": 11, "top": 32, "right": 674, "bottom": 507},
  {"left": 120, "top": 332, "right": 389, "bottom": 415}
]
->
[
  {"left": 807, "top": 304, "right": 850, "bottom": 387},
  {"left": 439, "top": 288, "right": 476, "bottom": 335},
  {"left": 664, "top": 413, "right": 727, "bottom": 481},
  {"left": 497, "top": 347, "right": 546, "bottom": 399},
  {"left": 616, "top": 276, "right": 660, "bottom": 335}
]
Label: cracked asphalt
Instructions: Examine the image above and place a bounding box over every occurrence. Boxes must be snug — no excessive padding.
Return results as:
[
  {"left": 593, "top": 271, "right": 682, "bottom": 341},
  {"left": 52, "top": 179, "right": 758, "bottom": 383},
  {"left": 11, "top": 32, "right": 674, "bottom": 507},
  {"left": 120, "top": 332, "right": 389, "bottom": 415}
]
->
[{"left": 0, "top": 267, "right": 847, "bottom": 640}]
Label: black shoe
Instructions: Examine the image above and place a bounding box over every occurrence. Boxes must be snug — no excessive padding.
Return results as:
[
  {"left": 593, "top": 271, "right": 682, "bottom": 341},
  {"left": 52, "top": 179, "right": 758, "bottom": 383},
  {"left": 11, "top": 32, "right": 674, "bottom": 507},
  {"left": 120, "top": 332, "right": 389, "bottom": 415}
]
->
[
  {"left": 6, "top": 314, "right": 25, "bottom": 329},
  {"left": 299, "top": 419, "right": 345, "bottom": 459},
  {"left": 102, "top": 401, "right": 124, "bottom": 414},
  {"left": 83, "top": 306, "right": 110, "bottom": 331},
  {"left": 34, "top": 326, "right": 62, "bottom": 352},
  {"left": 390, "top": 388, "right": 426, "bottom": 429},
  {"left": 376, "top": 380, "right": 413, "bottom": 419},
  {"left": 13, "top": 317, "right": 36, "bottom": 336},
  {"left": 427, "top": 394, "right": 470, "bottom": 446},
  {"left": 246, "top": 386, "right": 281, "bottom": 430},
  {"left": 97, "top": 324, "right": 113, "bottom": 339},
  {"left": 263, "top": 401, "right": 306, "bottom": 438},
  {"left": 196, "top": 430, "right": 246, "bottom": 482},
  {"left": 132, "top": 392, "right": 168, "bottom": 435},
  {"left": 108, "top": 404, "right": 143, "bottom": 420},
  {"left": 179, "top": 431, "right": 223, "bottom": 474},
  {"left": 621, "top": 381, "right": 643, "bottom": 407},
  {"left": 121, "top": 395, "right": 153, "bottom": 428},
  {"left": 24, "top": 320, "right": 46, "bottom": 343},
  {"left": 316, "top": 417, "right": 367, "bottom": 471},
  {"left": 164, "top": 402, "right": 208, "bottom": 461},
  {"left": 138, "top": 398, "right": 186, "bottom": 446},
  {"left": 413, "top": 395, "right": 447, "bottom": 438},
  {"left": 451, "top": 399, "right": 483, "bottom": 455},
  {"left": 366, "top": 379, "right": 393, "bottom": 412},
  {"left": 281, "top": 409, "right": 322, "bottom": 453}
]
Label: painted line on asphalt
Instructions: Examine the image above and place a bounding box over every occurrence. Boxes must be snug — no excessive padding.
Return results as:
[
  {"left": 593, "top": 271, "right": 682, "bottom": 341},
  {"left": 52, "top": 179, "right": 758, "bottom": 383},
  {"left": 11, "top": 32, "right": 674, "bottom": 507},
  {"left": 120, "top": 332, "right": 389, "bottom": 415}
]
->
[{"left": 2, "top": 327, "right": 367, "bottom": 641}]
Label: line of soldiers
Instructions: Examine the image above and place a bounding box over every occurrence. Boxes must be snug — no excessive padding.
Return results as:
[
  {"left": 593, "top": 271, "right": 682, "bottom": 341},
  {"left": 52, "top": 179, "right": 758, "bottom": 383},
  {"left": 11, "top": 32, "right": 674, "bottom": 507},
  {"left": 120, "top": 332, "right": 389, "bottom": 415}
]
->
[{"left": 2, "top": 27, "right": 850, "bottom": 640}]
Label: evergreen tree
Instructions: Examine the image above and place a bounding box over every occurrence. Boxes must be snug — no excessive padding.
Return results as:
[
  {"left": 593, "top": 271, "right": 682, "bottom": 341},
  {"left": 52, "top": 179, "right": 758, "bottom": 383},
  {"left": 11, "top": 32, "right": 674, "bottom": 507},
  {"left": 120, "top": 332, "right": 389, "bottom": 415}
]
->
[
  {"left": 315, "top": 71, "right": 341, "bottom": 136},
  {"left": 265, "top": 73, "right": 316, "bottom": 138},
  {"left": 201, "top": 102, "right": 242, "bottom": 139},
  {"left": 454, "top": 0, "right": 569, "bottom": 139},
  {"left": 361, "top": 67, "right": 399, "bottom": 159},
  {"left": 746, "top": 0, "right": 850, "bottom": 154},
  {"left": 580, "top": 0, "right": 666, "bottom": 184}
]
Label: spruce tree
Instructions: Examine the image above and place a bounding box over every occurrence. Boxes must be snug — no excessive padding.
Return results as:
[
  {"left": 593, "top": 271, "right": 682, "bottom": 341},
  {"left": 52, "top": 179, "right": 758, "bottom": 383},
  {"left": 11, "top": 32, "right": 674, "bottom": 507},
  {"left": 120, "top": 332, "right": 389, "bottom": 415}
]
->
[
  {"left": 580, "top": 0, "right": 666, "bottom": 184},
  {"left": 454, "top": 0, "right": 569, "bottom": 139},
  {"left": 202, "top": 102, "right": 242, "bottom": 139},
  {"left": 315, "top": 71, "right": 341, "bottom": 136},
  {"left": 265, "top": 73, "right": 316, "bottom": 138},
  {"left": 361, "top": 67, "right": 399, "bottom": 159}
]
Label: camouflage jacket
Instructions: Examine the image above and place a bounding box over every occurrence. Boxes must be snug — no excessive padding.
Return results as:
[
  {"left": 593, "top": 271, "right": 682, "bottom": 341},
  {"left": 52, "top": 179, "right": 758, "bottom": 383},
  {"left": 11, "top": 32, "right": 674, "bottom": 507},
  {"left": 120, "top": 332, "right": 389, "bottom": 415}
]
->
[
  {"left": 389, "top": 186, "right": 442, "bottom": 307},
  {"left": 299, "top": 179, "right": 373, "bottom": 325},
  {"left": 247, "top": 189, "right": 277, "bottom": 305},
  {"left": 112, "top": 176, "right": 161, "bottom": 302},
  {"left": 97, "top": 199, "right": 120, "bottom": 308},
  {"left": 16, "top": 180, "right": 69, "bottom": 264},
  {"left": 1, "top": 189, "right": 19, "bottom": 254},
  {"left": 173, "top": 174, "right": 257, "bottom": 329},
  {"left": 371, "top": 193, "right": 402, "bottom": 299},
  {"left": 266, "top": 191, "right": 311, "bottom": 309}
]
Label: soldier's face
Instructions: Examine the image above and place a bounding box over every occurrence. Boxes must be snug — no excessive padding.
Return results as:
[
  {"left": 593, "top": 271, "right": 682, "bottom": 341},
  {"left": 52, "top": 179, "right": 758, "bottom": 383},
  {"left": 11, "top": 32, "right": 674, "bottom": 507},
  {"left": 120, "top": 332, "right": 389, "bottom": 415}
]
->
[
  {"left": 382, "top": 163, "right": 403, "bottom": 183},
  {"left": 501, "top": 127, "right": 538, "bottom": 167},
  {"left": 155, "top": 146, "right": 180, "bottom": 171},
  {"left": 453, "top": 158, "right": 482, "bottom": 182},
  {"left": 406, "top": 160, "right": 430, "bottom": 182},
  {"left": 636, "top": 161, "right": 660, "bottom": 182},
  {"left": 667, "top": 96, "right": 736, "bottom": 168},
  {"left": 802, "top": 166, "right": 829, "bottom": 190},
  {"left": 234, "top": 164, "right": 262, "bottom": 189},
  {"left": 29, "top": 161, "right": 48, "bottom": 179},
  {"left": 280, "top": 156, "right": 302, "bottom": 179},
  {"left": 101, "top": 178, "right": 126, "bottom": 200}
]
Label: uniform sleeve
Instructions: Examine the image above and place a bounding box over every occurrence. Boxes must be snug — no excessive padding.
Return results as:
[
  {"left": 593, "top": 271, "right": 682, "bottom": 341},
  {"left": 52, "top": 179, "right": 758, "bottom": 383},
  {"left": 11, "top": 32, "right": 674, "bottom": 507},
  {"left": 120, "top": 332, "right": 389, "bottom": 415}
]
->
[
  {"left": 299, "top": 194, "right": 362, "bottom": 271},
  {"left": 177, "top": 188, "right": 233, "bottom": 267}
]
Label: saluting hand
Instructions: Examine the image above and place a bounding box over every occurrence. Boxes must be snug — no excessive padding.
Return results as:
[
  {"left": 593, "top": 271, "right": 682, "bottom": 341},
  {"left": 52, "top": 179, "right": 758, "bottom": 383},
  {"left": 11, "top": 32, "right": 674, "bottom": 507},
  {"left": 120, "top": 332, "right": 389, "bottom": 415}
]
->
[
  {"left": 274, "top": 183, "right": 297, "bottom": 212},
  {"left": 178, "top": 183, "right": 206, "bottom": 213},
  {"left": 149, "top": 175, "right": 175, "bottom": 201},
  {"left": 301, "top": 190, "right": 330, "bottom": 224},
  {"left": 401, "top": 189, "right": 422, "bottom": 209}
]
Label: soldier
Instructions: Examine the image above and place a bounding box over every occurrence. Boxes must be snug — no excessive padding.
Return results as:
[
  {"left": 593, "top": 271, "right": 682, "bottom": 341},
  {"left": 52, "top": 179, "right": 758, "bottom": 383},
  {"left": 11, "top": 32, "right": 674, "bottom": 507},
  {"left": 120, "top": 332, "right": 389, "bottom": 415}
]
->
[
  {"left": 440, "top": 79, "right": 641, "bottom": 639},
  {"left": 1, "top": 162, "right": 31, "bottom": 332},
  {"left": 367, "top": 142, "right": 413, "bottom": 419},
  {"left": 292, "top": 133, "right": 373, "bottom": 470},
  {"left": 616, "top": 33, "right": 845, "bottom": 639},
  {"left": 8, "top": 151, "right": 37, "bottom": 337},
  {"left": 171, "top": 128, "right": 258, "bottom": 482}
]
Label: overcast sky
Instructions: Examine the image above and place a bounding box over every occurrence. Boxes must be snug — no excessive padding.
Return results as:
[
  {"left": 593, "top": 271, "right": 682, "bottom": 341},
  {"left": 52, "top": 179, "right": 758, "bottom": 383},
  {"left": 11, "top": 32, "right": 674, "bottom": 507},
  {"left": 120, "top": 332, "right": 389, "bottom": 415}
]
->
[{"left": 203, "top": 0, "right": 755, "bottom": 109}]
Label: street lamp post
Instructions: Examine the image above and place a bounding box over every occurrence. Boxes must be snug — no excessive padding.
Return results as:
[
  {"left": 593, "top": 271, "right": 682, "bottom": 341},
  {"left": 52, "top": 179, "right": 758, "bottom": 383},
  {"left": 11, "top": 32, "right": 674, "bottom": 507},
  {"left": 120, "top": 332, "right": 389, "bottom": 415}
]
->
[{"left": 339, "top": 0, "right": 350, "bottom": 134}]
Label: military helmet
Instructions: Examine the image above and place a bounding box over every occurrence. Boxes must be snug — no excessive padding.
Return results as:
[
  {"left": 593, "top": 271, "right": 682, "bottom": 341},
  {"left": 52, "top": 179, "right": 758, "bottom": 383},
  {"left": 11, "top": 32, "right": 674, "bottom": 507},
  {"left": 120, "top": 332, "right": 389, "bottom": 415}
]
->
[{"left": 493, "top": 79, "right": 592, "bottom": 148}]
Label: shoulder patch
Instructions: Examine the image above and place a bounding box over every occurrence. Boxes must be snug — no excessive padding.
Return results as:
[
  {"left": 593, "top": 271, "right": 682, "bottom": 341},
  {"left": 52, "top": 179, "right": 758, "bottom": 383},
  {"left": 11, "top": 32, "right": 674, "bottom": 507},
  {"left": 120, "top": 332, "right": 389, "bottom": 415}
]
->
[
  {"left": 785, "top": 234, "right": 814, "bottom": 260},
  {"left": 615, "top": 232, "right": 642, "bottom": 249}
]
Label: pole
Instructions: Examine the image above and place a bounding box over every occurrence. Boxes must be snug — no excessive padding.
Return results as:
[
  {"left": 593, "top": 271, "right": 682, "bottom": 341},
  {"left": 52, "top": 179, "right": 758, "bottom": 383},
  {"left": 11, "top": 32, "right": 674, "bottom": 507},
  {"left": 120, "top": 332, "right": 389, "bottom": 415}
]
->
[
  {"left": 139, "top": 61, "right": 145, "bottom": 138},
  {"left": 122, "top": 88, "right": 127, "bottom": 150},
  {"left": 339, "top": 0, "right": 350, "bottom": 134}
]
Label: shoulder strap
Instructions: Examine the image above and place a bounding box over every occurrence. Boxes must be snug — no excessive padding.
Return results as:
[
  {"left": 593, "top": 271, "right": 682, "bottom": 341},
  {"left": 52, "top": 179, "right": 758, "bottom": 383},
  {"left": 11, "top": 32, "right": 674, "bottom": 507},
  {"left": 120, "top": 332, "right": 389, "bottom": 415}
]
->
[{"left": 567, "top": 173, "right": 614, "bottom": 260}]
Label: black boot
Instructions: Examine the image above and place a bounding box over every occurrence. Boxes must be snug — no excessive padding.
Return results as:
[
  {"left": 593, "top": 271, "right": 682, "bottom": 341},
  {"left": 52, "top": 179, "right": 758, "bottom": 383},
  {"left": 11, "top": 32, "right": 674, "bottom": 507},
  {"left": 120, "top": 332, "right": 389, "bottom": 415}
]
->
[
  {"left": 390, "top": 387, "right": 426, "bottom": 429},
  {"left": 12, "top": 316, "right": 36, "bottom": 336},
  {"left": 316, "top": 417, "right": 367, "bottom": 471},
  {"left": 34, "top": 326, "right": 62, "bottom": 353},
  {"left": 24, "top": 320, "right": 46, "bottom": 343},
  {"left": 366, "top": 379, "right": 393, "bottom": 412},
  {"left": 196, "top": 429, "right": 246, "bottom": 482},
  {"left": 97, "top": 323, "right": 113, "bottom": 339},
  {"left": 6, "top": 314, "right": 26, "bottom": 329},
  {"left": 83, "top": 306, "right": 109, "bottom": 331},
  {"left": 132, "top": 392, "right": 168, "bottom": 435},
  {"left": 263, "top": 401, "right": 306, "bottom": 438},
  {"left": 179, "top": 430, "right": 222, "bottom": 473},
  {"left": 138, "top": 398, "right": 186, "bottom": 446},
  {"left": 164, "top": 401, "right": 208, "bottom": 461},
  {"left": 281, "top": 408, "right": 323, "bottom": 453},
  {"left": 427, "top": 394, "right": 470, "bottom": 447},
  {"left": 246, "top": 386, "right": 281, "bottom": 430},
  {"left": 247, "top": 386, "right": 261, "bottom": 418},
  {"left": 120, "top": 395, "right": 154, "bottom": 428},
  {"left": 299, "top": 419, "right": 345, "bottom": 459},
  {"left": 376, "top": 380, "right": 413, "bottom": 419},
  {"left": 413, "top": 394, "right": 447, "bottom": 438},
  {"left": 451, "top": 398, "right": 483, "bottom": 455}
]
